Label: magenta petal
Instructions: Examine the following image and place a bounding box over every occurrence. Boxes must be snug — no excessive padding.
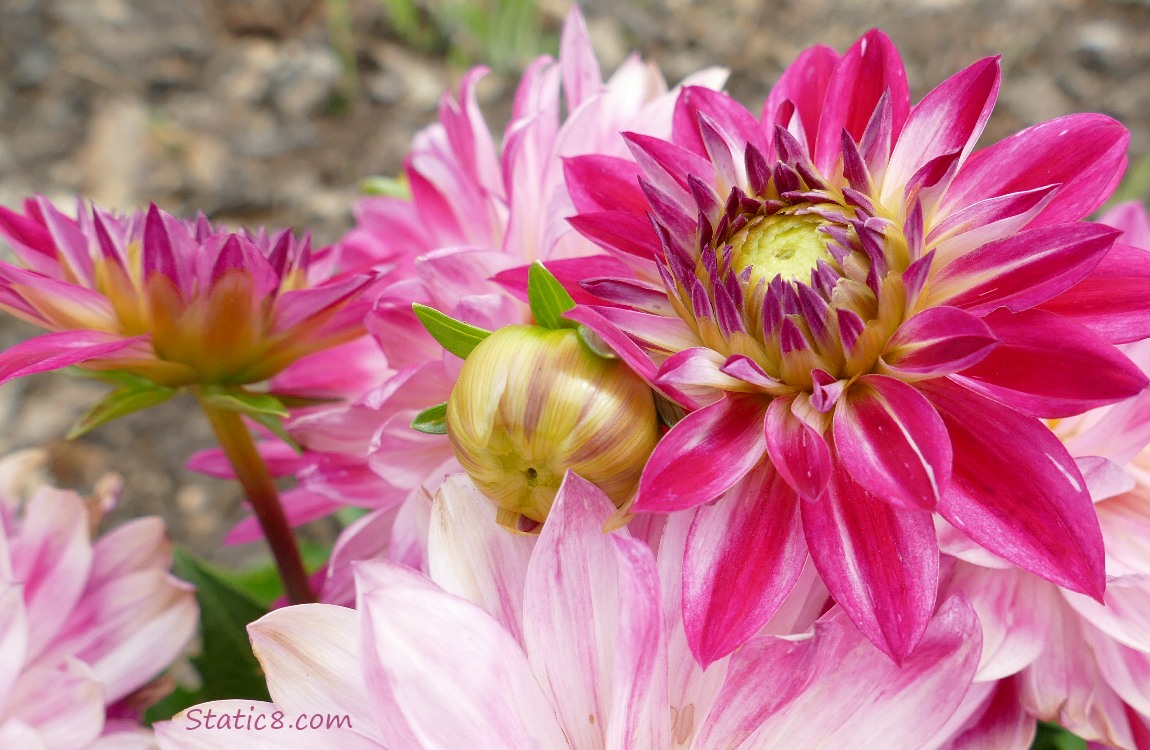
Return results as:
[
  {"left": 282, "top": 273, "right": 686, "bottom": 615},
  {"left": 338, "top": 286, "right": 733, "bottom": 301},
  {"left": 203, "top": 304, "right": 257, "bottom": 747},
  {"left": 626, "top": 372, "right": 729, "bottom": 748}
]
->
[
  {"left": 567, "top": 210, "right": 660, "bottom": 262},
  {"left": 814, "top": 29, "right": 910, "bottom": 174},
  {"left": 562, "top": 155, "right": 647, "bottom": 214},
  {"left": 800, "top": 460, "right": 939, "bottom": 662},
  {"left": 490, "top": 255, "right": 634, "bottom": 306},
  {"left": 764, "top": 396, "right": 831, "bottom": 501},
  {"left": 1038, "top": 241, "right": 1150, "bottom": 344},
  {"left": 636, "top": 395, "right": 768, "bottom": 512},
  {"left": 884, "top": 57, "right": 1000, "bottom": 197},
  {"left": 682, "top": 462, "right": 806, "bottom": 666},
  {"left": 0, "top": 330, "right": 149, "bottom": 386},
  {"left": 953, "top": 308, "right": 1148, "bottom": 418},
  {"left": 833, "top": 375, "right": 951, "bottom": 510},
  {"left": 943, "top": 113, "right": 1129, "bottom": 227},
  {"left": 882, "top": 306, "right": 997, "bottom": 378},
  {"left": 762, "top": 44, "right": 840, "bottom": 150},
  {"left": 920, "top": 378, "right": 1105, "bottom": 599},
  {"left": 926, "top": 222, "right": 1119, "bottom": 315}
]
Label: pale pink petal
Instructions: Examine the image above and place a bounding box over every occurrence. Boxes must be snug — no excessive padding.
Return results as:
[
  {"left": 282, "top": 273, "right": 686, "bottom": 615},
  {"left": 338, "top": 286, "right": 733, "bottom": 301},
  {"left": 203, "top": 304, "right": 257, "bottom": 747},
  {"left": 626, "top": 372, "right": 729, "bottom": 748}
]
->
[
  {"left": 942, "top": 562, "right": 1053, "bottom": 680},
  {"left": 1085, "top": 624, "right": 1150, "bottom": 719},
  {"left": 747, "top": 595, "right": 982, "bottom": 749},
  {"left": 1076, "top": 456, "right": 1135, "bottom": 502},
  {"left": 801, "top": 461, "right": 939, "bottom": 662},
  {"left": 10, "top": 487, "right": 92, "bottom": 657},
  {"left": 833, "top": 374, "right": 951, "bottom": 510},
  {"left": 8, "top": 658, "right": 104, "bottom": 750},
  {"left": 248, "top": 604, "right": 384, "bottom": 745},
  {"left": 559, "top": 7, "right": 602, "bottom": 112},
  {"left": 682, "top": 461, "right": 806, "bottom": 665},
  {"left": 1063, "top": 579, "right": 1150, "bottom": 654},
  {"left": 426, "top": 474, "right": 535, "bottom": 641},
  {"left": 356, "top": 562, "right": 568, "bottom": 749},
  {"left": 523, "top": 472, "right": 667, "bottom": 749},
  {"left": 636, "top": 395, "right": 768, "bottom": 512},
  {"left": 0, "top": 583, "right": 28, "bottom": 708},
  {"left": 922, "top": 378, "right": 1105, "bottom": 599}
]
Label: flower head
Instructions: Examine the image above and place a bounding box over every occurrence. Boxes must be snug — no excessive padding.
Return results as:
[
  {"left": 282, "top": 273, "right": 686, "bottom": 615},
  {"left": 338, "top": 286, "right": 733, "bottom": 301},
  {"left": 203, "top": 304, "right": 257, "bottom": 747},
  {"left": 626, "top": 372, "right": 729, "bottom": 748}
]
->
[
  {"left": 567, "top": 30, "right": 1148, "bottom": 664},
  {"left": 0, "top": 451, "right": 197, "bottom": 747},
  {"left": 0, "top": 197, "right": 373, "bottom": 390}
]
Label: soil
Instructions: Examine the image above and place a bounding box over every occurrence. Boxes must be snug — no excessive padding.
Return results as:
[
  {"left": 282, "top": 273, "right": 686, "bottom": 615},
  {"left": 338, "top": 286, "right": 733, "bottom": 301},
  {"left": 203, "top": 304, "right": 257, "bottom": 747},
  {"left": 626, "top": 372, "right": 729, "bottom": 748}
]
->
[{"left": 1, "top": 0, "right": 1148, "bottom": 565}]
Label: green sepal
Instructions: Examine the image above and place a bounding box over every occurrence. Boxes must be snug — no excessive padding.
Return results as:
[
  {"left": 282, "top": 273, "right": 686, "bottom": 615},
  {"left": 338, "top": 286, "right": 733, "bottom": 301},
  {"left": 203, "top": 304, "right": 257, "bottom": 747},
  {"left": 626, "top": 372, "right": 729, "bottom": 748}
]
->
[
  {"left": 411, "top": 402, "right": 448, "bottom": 434},
  {"left": 62, "top": 366, "right": 156, "bottom": 388},
  {"left": 577, "top": 324, "right": 618, "bottom": 359},
  {"left": 67, "top": 382, "right": 176, "bottom": 439},
  {"left": 527, "top": 260, "right": 577, "bottom": 330},
  {"left": 359, "top": 174, "right": 412, "bottom": 199},
  {"left": 199, "top": 386, "right": 301, "bottom": 452},
  {"left": 412, "top": 303, "right": 492, "bottom": 359}
]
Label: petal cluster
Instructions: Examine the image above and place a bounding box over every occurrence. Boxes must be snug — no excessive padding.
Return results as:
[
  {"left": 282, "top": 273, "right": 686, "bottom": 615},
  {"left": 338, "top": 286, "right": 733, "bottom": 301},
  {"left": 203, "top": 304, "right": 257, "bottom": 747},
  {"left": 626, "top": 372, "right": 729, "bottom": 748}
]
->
[
  {"left": 0, "top": 199, "right": 374, "bottom": 388},
  {"left": 0, "top": 451, "right": 198, "bottom": 748},
  {"left": 567, "top": 29, "right": 1147, "bottom": 663}
]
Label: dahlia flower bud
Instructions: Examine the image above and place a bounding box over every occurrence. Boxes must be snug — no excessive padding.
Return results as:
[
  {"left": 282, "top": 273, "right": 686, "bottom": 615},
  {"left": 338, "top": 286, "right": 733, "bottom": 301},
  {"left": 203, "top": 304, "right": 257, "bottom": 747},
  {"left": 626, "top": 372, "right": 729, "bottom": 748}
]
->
[{"left": 445, "top": 324, "right": 659, "bottom": 527}]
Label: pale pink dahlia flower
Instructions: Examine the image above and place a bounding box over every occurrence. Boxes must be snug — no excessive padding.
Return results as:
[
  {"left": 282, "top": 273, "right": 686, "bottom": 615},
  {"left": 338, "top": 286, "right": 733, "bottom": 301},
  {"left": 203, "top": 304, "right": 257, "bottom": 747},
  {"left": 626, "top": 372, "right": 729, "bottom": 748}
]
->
[
  {"left": 0, "top": 198, "right": 374, "bottom": 389},
  {"left": 155, "top": 472, "right": 986, "bottom": 750},
  {"left": 935, "top": 203, "right": 1150, "bottom": 750},
  {"left": 259, "top": 10, "right": 725, "bottom": 595},
  {"left": 565, "top": 29, "right": 1147, "bottom": 665},
  {"left": 0, "top": 451, "right": 198, "bottom": 748}
]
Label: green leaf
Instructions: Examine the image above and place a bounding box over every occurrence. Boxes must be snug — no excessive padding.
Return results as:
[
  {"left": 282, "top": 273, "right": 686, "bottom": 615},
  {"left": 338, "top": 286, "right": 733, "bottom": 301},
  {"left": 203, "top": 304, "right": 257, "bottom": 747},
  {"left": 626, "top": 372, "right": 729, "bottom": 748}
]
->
[
  {"left": 359, "top": 174, "right": 412, "bottom": 199},
  {"left": 67, "top": 383, "right": 176, "bottom": 439},
  {"left": 62, "top": 366, "right": 155, "bottom": 388},
  {"left": 412, "top": 303, "right": 492, "bottom": 359},
  {"left": 577, "top": 324, "right": 618, "bottom": 359},
  {"left": 246, "top": 411, "right": 303, "bottom": 453},
  {"left": 527, "top": 260, "right": 577, "bottom": 330},
  {"left": 144, "top": 548, "right": 271, "bottom": 723},
  {"left": 1031, "top": 722, "right": 1087, "bottom": 750},
  {"left": 199, "top": 386, "right": 290, "bottom": 418},
  {"left": 411, "top": 402, "right": 448, "bottom": 434}
]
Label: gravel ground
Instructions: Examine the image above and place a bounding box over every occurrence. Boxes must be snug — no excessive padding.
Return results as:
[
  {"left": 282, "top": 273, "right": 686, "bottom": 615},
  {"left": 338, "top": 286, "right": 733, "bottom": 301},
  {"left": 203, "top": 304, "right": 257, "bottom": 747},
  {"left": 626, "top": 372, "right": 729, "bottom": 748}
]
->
[{"left": 1, "top": 0, "right": 1147, "bottom": 564}]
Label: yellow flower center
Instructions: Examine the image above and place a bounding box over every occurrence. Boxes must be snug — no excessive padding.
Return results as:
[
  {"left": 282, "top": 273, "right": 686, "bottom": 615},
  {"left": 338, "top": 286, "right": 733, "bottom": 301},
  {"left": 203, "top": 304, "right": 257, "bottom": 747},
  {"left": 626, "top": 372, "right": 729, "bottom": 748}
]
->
[{"left": 730, "top": 213, "right": 831, "bottom": 288}]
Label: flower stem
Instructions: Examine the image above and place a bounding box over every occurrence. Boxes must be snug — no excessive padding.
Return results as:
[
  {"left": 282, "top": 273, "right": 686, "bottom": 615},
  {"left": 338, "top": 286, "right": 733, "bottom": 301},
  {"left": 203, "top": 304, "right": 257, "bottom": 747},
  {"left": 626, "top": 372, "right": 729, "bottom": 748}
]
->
[{"left": 196, "top": 394, "right": 315, "bottom": 604}]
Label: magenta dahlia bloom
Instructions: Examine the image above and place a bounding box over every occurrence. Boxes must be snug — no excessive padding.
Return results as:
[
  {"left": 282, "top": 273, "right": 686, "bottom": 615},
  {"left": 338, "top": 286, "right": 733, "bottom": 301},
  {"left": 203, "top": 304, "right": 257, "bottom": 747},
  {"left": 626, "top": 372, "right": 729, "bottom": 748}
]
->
[
  {"left": 0, "top": 451, "right": 198, "bottom": 747},
  {"left": 155, "top": 472, "right": 986, "bottom": 750},
  {"left": 0, "top": 197, "right": 374, "bottom": 389},
  {"left": 566, "top": 30, "right": 1147, "bottom": 664}
]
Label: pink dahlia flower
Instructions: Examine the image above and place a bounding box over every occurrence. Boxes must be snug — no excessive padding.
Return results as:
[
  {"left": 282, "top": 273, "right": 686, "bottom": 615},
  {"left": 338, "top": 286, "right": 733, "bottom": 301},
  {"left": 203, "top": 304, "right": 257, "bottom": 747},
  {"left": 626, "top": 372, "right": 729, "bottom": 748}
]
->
[
  {"left": 565, "top": 29, "right": 1147, "bottom": 665},
  {"left": 935, "top": 203, "right": 1150, "bottom": 749},
  {"left": 0, "top": 451, "right": 198, "bottom": 747},
  {"left": 0, "top": 198, "right": 374, "bottom": 389},
  {"left": 246, "top": 10, "right": 726, "bottom": 594},
  {"left": 155, "top": 472, "right": 986, "bottom": 750}
]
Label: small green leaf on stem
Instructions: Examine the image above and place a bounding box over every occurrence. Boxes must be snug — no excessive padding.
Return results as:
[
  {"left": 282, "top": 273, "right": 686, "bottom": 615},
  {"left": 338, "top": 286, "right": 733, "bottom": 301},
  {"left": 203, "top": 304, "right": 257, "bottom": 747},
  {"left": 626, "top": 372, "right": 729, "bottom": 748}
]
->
[
  {"left": 412, "top": 303, "right": 492, "bottom": 359},
  {"left": 527, "top": 260, "right": 577, "bottom": 330},
  {"left": 67, "top": 383, "right": 176, "bottom": 439},
  {"left": 411, "top": 402, "right": 448, "bottom": 434}
]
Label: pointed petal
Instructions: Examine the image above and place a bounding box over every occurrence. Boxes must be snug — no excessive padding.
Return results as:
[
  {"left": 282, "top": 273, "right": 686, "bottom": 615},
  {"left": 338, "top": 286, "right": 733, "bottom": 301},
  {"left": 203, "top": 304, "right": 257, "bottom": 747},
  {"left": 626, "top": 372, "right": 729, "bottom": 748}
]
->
[
  {"left": 682, "top": 461, "right": 807, "bottom": 665},
  {"left": 924, "top": 222, "right": 1118, "bottom": 314},
  {"left": 881, "top": 306, "right": 997, "bottom": 378},
  {"left": 1038, "top": 241, "right": 1150, "bottom": 344},
  {"left": 356, "top": 562, "right": 568, "bottom": 749},
  {"left": 427, "top": 474, "right": 535, "bottom": 642},
  {"left": 636, "top": 395, "right": 768, "bottom": 512},
  {"left": 559, "top": 7, "right": 602, "bottom": 111},
  {"left": 762, "top": 45, "right": 840, "bottom": 150},
  {"left": 749, "top": 595, "right": 982, "bottom": 749},
  {"left": 920, "top": 378, "right": 1105, "bottom": 599},
  {"left": 953, "top": 308, "right": 1147, "bottom": 418},
  {"left": 942, "top": 113, "right": 1129, "bottom": 227},
  {"left": 0, "top": 330, "right": 149, "bottom": 386},
  {"left": 249, "top": 604, "right": 383, "bottom": 744},
  {"left": 801, "top": 460, "right": 939, "bottom": 662},
  {"left": 833, "top": 374, "right": 952, "bottom": 510},
  {"left": 765, "top": 395, "right": 832, "bottom": 501}
]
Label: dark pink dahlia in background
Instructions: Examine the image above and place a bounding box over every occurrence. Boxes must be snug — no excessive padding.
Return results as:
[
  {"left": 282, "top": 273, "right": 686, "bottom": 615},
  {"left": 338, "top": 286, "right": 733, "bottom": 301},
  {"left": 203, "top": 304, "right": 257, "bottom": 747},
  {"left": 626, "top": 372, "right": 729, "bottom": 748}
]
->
[{"left": 566, "top": 29, "right": 1149, "bottom": 665}]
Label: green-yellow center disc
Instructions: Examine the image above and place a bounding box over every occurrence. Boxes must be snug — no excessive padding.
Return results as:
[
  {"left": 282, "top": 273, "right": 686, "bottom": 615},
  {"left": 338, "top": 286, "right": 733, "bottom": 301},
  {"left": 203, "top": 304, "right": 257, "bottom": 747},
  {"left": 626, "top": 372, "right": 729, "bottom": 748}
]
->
[{"left": 729, "top": 213, "right": 831, "bottom": 288}]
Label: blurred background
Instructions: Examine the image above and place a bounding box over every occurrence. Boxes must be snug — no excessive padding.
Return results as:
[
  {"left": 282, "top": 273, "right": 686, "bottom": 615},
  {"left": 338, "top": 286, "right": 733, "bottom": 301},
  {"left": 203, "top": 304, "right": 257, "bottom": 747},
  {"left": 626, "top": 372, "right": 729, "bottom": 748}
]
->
[{"left": 0, "top": 0, "right": 1148, "bottom": 564}]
